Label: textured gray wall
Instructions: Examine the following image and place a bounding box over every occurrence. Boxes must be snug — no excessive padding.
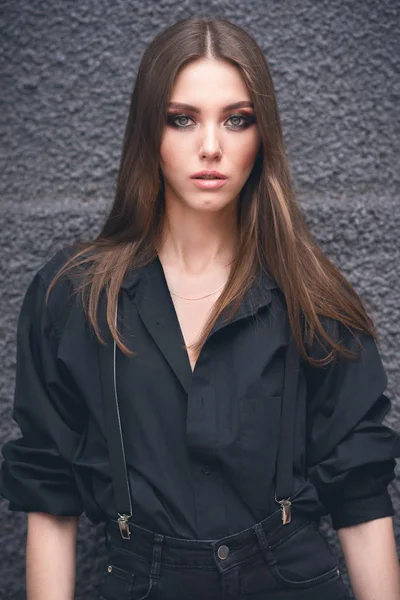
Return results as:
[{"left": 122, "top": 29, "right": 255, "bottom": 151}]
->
[{"left": 0, "top": 1, "right": 399, "bottom": 598}]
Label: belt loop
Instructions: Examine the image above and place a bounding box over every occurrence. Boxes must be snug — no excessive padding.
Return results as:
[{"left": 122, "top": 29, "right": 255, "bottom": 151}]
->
[
  {"left": 104, "top": 521, "right": 111, "bottom": 551},
  {"left": 149, "top": 533, "right": 164, "bottom": 581},
  {"left": 253, "top": 522, "right": 273, "bottom": 567},
  {"left": 253, "top": 522, "right": 269, "bottom": 551}
]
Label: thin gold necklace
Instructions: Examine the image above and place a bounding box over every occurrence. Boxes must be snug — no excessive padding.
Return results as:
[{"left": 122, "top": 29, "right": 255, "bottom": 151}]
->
[{"left": 169, "top": 280, "right": 227, "bottom": 301}]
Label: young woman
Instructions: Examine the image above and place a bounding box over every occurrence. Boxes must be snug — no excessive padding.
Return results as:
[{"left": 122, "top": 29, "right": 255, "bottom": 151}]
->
[{"left": 1, "top": 16, "right": 399, "bottom": 600}]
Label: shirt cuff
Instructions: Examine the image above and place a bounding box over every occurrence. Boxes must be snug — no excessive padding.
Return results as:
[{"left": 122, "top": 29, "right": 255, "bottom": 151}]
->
[{"left": 331, "top": 488, "right": 394, "bottom": 530}]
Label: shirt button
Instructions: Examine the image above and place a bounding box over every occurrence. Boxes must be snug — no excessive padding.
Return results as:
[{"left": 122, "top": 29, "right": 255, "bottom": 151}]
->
[
  {"left": 217, "top": 545, "right": 230, "bottom": 560},
  {"left": 201, "top": 465, "right": 212, "bottom": 475}
]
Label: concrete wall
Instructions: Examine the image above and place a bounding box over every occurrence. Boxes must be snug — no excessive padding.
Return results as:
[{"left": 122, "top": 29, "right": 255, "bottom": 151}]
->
[{"left": 1, "top": 1, "right": 398, "bottom": 598}]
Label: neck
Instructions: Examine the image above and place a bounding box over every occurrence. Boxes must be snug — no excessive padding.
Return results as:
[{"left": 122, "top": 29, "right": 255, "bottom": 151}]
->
[{"left": 157, "top": 202, "right": 238, "bottom": 275}]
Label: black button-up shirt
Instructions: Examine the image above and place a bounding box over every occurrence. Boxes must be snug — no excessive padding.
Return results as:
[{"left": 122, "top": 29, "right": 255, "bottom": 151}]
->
[{"left": 1, "top": 248, "right": 399, "bottom": 538}]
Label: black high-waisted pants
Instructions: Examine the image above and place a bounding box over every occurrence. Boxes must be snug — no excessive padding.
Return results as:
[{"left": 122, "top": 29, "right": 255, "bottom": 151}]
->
[{"left": 99, "top": 507, "right": 349, "bottom": 600}]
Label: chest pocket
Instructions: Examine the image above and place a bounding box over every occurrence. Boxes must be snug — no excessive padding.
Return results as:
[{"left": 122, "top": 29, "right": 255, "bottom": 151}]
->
[{"left": 238, "top": 378, "right": 282, "bottom": 512}]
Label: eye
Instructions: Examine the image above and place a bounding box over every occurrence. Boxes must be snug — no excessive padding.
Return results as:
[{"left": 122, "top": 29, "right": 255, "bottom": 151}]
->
[
  {"left": 167, "top": 114, "right": 195, "bottom": 128},
  {"left": 226, "top": 114, "right": 255, "bottom": 129}
]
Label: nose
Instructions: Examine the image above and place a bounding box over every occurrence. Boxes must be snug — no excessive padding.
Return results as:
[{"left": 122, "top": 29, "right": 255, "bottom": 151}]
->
[{"left": 199, "top": 124, "right": 222, "bottom": 158}]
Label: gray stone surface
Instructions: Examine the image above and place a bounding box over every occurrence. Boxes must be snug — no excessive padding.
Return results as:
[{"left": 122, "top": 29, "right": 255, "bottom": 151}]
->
[
  {"left": 1, "top": 0, "right": 399, "bottom": 205},
  {"left": 0, "top": 0, "right": 399, "bottom": 598}
]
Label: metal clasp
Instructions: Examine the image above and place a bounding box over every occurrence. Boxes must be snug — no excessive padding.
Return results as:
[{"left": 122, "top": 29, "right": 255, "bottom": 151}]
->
[
  {"left": 117, "top": 513, "right": 132, "bottom": 539},
  {"left": 275, "top": 495, "right": 292, "bottom": 525}
]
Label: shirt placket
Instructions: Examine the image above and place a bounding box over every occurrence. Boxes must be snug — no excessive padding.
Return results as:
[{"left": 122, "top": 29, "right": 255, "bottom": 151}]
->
[{"left": 186, "top": 343, "right": 226, "bottom": 538}]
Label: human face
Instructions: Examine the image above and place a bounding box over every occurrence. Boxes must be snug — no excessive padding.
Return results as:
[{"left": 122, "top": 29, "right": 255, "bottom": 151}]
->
[{"left": 159, "top": 58, "right": 261, "bottom": 214}]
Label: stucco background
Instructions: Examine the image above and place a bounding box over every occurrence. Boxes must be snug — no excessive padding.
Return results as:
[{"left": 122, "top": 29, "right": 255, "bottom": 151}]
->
[{"left": 0, "top": 1, "right": 399, "bottom": 598}]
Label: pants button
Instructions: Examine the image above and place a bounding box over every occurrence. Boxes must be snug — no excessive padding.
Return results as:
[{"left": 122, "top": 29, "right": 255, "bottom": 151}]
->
[{"left": 217, "top": 544, "right": 230, "bottom": 560}]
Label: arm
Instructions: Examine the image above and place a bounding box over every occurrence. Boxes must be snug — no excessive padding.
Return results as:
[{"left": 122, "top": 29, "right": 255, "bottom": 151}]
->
[
  {"left": 27, "top": 513, "right": 80, "bottom": 600},
  {"left": 303, "top": 320, "right": 400, "bottom": 590},
  {"left": 0, "top": 272, "right": 86, "bottom": 595},
  {"left": 338, "top": 516, "right": 400, "bottom": 600}
]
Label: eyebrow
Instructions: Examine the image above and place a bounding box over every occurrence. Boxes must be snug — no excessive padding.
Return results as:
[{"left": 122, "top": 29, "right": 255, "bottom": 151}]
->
[{"left": 167, "top": 101, "right": 254, "bottom": 113}]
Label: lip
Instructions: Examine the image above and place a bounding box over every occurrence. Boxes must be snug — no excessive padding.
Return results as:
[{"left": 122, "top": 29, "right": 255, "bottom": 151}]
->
[
  {"left": 191, "top": 178, "right": 228, "bottom": 190},
  {"left": 190, "top": 170, "right": 228, "bottom": 179}
]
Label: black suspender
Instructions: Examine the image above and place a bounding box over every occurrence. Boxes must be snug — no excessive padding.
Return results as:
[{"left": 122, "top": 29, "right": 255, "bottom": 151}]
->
[
  {"left": 98, "top": 296, "right": 133, "bottom": 539},
  {"left": 100, "top": 299, "right": 301, "bottom": 538},
  {"left": 274, "top": 333, "right": 301, "bottom": 524}
]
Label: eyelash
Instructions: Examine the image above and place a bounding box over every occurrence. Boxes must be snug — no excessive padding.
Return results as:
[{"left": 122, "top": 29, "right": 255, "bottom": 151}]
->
[{"left": 166, "top": 113, "right": 256, "bottom": 131}]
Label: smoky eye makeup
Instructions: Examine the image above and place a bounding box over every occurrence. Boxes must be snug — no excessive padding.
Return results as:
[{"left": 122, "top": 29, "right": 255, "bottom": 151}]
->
[{"left": 166, "top": 111, "right": 257, "bottom": 130}]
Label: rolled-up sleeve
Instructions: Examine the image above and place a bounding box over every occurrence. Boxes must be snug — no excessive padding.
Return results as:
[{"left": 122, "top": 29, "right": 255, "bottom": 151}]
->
[
  {"left": 0, "top": 272, "right": 86, "bottom": 516},
  {"left": 304, "top": 320, "right": 400, "bottom": 530}
]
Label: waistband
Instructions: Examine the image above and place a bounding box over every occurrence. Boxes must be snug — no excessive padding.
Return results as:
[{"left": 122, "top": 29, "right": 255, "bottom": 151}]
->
[{"left": 105, "top": 507, "right": 313, "bottom": 572}]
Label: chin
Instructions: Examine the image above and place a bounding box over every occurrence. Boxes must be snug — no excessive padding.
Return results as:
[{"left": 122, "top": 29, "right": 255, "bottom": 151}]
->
[{"left": 188, "top": 194, "right": 234, "bottom": 212}]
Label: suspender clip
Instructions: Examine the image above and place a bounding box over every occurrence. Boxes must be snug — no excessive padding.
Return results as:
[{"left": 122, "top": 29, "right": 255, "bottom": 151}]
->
[
  {"left": 275, "top": 496, "right": 292, "bottom": 525},
  {"left": 118, "top": 513, "right": 132, "bottom": 539}
]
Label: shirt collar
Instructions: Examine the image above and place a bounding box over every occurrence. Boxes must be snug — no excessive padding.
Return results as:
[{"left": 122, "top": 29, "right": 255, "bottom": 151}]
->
[
  {"left": 120, "top": 255, "right": 279, "bottom": 394},
  {"left": 122, "top": 254, "right": 279, "bottom": 320},
  {"left": 122, "top": 253, "right": 278, "bottom": 295}
]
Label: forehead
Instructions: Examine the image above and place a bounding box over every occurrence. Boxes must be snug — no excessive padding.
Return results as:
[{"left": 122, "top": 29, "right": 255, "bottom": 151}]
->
[{"left": 170, "top": 58, "right": 251, "bottom": 105}]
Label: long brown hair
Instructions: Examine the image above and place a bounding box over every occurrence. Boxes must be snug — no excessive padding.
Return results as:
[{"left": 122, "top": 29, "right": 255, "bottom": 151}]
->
[{"left": 46, "top": 16, "right": 378, "bottom": 368}]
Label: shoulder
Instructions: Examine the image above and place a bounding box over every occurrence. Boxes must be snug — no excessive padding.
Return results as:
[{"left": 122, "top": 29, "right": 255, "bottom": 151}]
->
[
  {"left": 33, "top": 245, "right": 85, "bottom": 336},
  {"left": 36, "top": 245, "right": 81, "bottom": 289}
]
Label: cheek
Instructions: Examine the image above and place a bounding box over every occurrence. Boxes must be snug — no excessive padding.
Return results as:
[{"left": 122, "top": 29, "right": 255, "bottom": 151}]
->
[
  {"left": 240, "top": 149, "right": 259, "bottom": 171},
  {"left": 231, "top": 134, "right": 261, "bottom": 173},
  {"left": 160, "top": 133, "right": 186, "bottom": 171}
]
